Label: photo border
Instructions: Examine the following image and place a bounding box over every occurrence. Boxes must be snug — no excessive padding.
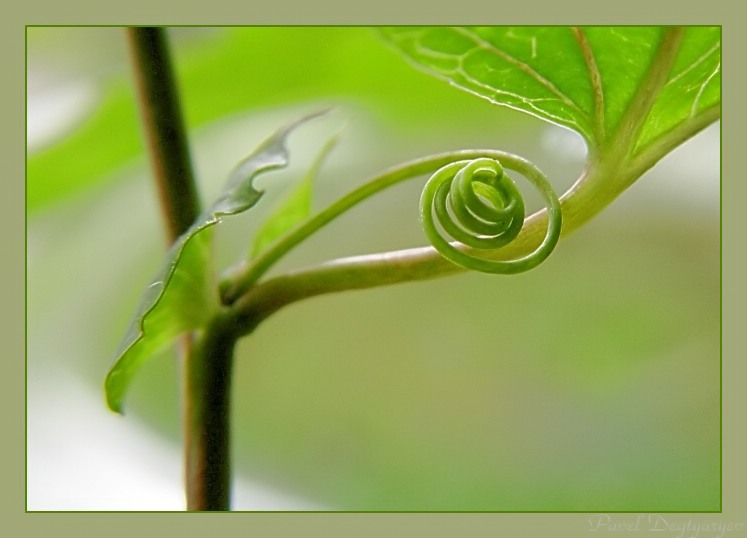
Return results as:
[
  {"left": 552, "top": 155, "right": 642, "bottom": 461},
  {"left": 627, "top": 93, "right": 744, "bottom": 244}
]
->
[{"left": 7, "top": 2, "right": 743, "bottom": 536}]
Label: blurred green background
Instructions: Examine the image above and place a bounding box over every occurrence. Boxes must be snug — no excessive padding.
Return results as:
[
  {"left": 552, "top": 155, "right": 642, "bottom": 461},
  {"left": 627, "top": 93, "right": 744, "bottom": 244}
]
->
[{"left": 27, "top": 27, "right": 719, "bottom": 511}]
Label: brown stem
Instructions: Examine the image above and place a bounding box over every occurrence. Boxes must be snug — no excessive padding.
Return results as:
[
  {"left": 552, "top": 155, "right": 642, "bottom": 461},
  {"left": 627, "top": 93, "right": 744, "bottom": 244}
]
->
[
  {"left": 126, "top": 27, "right": 201, "bottom": 241},
  {"left": 184, "top": 313, "right": 237, "bottom": 511},
  {"left": 127, "top": 27, "right": 232, "bottom": 511}
]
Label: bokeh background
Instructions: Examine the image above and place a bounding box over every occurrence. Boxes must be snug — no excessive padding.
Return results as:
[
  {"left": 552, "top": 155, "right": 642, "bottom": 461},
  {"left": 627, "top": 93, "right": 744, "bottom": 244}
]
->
[{"left": 27, "top": 27, "right": 720, "bottom": 511}]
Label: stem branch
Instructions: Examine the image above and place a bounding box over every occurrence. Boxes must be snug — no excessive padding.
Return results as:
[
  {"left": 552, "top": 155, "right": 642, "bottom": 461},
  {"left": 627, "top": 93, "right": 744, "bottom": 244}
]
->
[
  {"left": 221, "top": 149, "right": 550, "bottom": 304},
  {"left": 229, "top": 195, "right": 555, "bottom": 337}
]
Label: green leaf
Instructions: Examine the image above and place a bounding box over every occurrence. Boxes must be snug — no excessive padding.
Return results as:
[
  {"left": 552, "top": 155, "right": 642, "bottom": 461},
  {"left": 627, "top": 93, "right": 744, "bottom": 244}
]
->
[
  {"left": 251, "top": 129, "right": 341, "bottom": 258},
  {"left": 634, "top": 27, "right": 721, "bottom": 151},
  {"left": 104, "top": 111, "right": 325, "bottom": 414},
  {"left": 379, "top": 26, "right": 720, "bottom": 154},
  {"left": 104, "top": 228, "right": 215, "bottom": 415}
]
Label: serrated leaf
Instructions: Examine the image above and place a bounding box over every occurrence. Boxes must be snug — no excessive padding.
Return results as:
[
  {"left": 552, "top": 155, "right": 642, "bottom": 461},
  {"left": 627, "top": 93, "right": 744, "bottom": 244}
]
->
[
  {"left": 380, "top": 26, "right": 720, "bottom": 154},
  {"left": 251, "top": 130, "right": 341, "bottom": 258},
  {"left": 104, "top": 111, "right": 326, "bottom": 414}
]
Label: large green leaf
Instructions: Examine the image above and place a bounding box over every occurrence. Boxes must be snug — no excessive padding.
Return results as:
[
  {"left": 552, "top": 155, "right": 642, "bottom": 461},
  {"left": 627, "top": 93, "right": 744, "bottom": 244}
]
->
[
  {"left": 104, "top": 112, "right": 324, "bottom": 413},
  {"left": 380, "top": 26, "right": 720, "bottom": 153}
]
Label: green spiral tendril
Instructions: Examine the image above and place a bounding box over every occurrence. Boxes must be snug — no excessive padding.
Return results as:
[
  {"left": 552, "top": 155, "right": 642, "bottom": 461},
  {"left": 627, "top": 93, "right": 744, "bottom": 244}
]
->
[
  {"left": 420, "top": 157, "right": 562, "bottom": 274},
  {"left": 222, "top": 150, "right": 563, "bottom": 304}
]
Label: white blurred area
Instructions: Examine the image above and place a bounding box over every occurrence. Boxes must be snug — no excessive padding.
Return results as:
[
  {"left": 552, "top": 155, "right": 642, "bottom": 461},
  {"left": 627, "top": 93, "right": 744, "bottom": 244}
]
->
[
  {"left": 27, "top": 372, "right": 323, "bottom": 511},
  {"left": 26, "top": 69, "right": 99, "bottom": 154}
]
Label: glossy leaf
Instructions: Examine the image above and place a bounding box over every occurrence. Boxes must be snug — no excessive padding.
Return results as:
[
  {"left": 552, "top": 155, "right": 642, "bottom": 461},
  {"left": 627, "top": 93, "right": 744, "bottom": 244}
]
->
[
  {"left": 633, "top": 26, "right": 721, "bottom": 151},
  {"left": 251, "top": 130, "right": 340, "bottom": 259},
  {"left": 105, "top": 112, "right": 324, "bottom": 413},
  {"left": 105, "top": 228, "right": 214, "bottom": 414},
  {"left": 380, "top": 26, "right": 720, "bottom": 153}
]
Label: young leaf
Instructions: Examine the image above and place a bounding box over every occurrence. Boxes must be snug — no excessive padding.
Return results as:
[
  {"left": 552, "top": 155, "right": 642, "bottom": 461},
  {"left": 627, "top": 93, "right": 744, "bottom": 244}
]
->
[
  {"left": 104, "top": 228, "right": 214, "bottom": 415},
  {"left": 379, "top": 27, "right": 720, "bottom": 156},
  {"left": 105, "top": 111, "right": 326, "bottom": 414},
  {"left": 251, "top": 130, "right": 341, "bottom": 258}
]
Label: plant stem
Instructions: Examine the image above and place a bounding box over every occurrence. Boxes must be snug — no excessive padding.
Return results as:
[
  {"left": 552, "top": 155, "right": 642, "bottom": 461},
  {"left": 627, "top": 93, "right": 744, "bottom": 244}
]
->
[
  {"left": 228, "top": 198, "right": 555, "bottom": 337},
  {"left": 184, "top": 312, "right": 237, "bottom": 511},
  {"left": 126, "top": 27, "right": 201, "bottom": 241},
  {"left": 127, "top": 27, "right": 231, "bottom": 511},
  {"left": 221, "top": 149, "right": 550, "bottom": 304}
]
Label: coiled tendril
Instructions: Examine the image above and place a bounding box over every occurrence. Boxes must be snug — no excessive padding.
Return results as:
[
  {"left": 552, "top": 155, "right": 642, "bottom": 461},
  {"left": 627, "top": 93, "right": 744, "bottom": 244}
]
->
[
  {"left": 420, "top": 157, "right": 562, "bottom": 274},
  {"left": 223, "top": 150, "right": 564, "bottom": 304}
]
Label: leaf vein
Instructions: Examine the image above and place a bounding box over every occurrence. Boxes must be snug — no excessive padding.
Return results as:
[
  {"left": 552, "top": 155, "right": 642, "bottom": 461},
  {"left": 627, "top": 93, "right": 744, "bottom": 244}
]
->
[
  {"left": 572, "top": 27, "right": 605, "bottom": 142},
  {"left": 690, "top": 62, "right": 721, "bottom": 118},
  {"left": 667, "top": 42, "right": 721, "bottom": 86},
  {"left": 452, "top": 27, "right": 592, "bottom": 126}
]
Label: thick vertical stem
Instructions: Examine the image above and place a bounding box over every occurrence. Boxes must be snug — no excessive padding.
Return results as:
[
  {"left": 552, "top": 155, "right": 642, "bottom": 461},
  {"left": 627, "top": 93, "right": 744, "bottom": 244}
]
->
[
  {"left": 127, "top": 27, "right": 233, "bottom": 510},
  {"left": 185, "top": 314, "right": 237, "bottom": 511},
  {"left": 126, "top": 27, "right": 201, "bottom": 241}
]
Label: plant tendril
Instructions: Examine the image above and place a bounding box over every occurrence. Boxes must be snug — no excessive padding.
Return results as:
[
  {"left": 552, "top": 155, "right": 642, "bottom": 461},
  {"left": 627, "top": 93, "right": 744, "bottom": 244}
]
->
[
  {"left": 420, "top": 157, "right": 561, "bottom": 273},
  {"left": 222, "top": 150, "right": 562, "bottom": 304}
]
